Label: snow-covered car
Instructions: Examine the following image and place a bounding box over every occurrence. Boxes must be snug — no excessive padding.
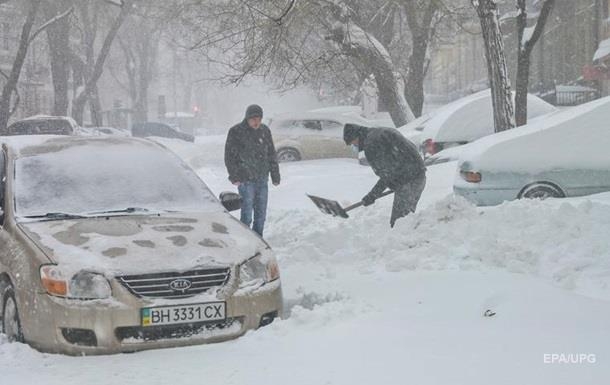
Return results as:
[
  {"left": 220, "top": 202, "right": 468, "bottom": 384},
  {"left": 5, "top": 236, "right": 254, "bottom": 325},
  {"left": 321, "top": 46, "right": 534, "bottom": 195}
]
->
[
  {"left": 2, "top": 115, "right": 80, "bottom": 136},
  {"left": 454, "top": 97, "right": 610, "bottom": 206},
  {"left": 398, "top": 89, "right": 558, "bottom": 156},
  {"left": 423, "top": 110, "right": 561, "bottom": 166},
  {"left": 0, "top": 136, "right": 282, "bottom": 355},
  {"left": 269, "top": 111, "right": 378, "bottom": 162},
  {"left": 132, "top": 122, "right": 195, "bottom": 142}
]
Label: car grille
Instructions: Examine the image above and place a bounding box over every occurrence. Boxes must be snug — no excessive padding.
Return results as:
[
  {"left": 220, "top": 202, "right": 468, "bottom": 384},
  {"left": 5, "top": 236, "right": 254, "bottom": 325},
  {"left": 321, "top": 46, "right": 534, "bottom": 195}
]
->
[
  {"left": 116, "top": 317, "right": 241, "bottom": 342},
  {"left": 117, "top": 268, "right": 231, "bottom": 299}
]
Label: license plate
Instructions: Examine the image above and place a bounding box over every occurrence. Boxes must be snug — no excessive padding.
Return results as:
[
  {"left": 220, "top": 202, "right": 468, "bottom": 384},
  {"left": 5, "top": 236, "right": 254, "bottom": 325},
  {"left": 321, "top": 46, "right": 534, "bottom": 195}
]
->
[{"left": 141, "top": 302, "right": 226, "bottom": 327}]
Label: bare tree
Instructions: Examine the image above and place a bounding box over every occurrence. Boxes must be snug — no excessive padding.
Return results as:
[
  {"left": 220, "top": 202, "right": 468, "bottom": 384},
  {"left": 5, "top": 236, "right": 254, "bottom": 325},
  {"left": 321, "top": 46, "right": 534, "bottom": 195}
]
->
[
  {"left": 70, "top": 0, "right": 134, "bottom": 126},
  {"left": 326, "top": 6, "right": 415, "bottom": 126},
  {"left": 42, "top": 0, "right": 72, "bottom": 116},
  {"left": 472, "top": 0, "right": 515, "bottom": 132},
  {"left": 176, "top": 0, "right": 417, "bottom": 127},
  {"left": 401, "top": 0, "right": 440, "bottom": 118},
  {"left": 0, "top": 0, "right": 71, "bottom": 130},
  {"left": 110, "top": 2, "right": 168, "bottom": 123},
  {"left": 515, "top": 0, "right": 555, "bottom": 126}
]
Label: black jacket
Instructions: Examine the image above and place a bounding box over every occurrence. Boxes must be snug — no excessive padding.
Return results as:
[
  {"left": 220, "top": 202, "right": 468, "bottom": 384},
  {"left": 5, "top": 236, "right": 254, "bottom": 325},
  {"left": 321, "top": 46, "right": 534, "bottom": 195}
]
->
[
  {"left": 359, "top": 126, "right": 425, "bottom": 197},
  {"left": 224, "top": 120, "right": 280, "bottom": 184}
]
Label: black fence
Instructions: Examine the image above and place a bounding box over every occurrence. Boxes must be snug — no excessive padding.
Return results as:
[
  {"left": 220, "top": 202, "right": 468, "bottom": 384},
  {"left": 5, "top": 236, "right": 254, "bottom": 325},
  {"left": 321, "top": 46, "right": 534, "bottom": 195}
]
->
[{"left": 539, "top": 86, "right": 600, "bottom": 106}]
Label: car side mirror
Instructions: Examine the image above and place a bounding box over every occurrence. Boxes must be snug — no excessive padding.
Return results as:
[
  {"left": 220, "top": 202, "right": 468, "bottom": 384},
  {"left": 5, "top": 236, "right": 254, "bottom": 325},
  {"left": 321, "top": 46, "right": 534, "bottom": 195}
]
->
[{"left": 219, "top": 191, "right": 241, "bottom": 212}]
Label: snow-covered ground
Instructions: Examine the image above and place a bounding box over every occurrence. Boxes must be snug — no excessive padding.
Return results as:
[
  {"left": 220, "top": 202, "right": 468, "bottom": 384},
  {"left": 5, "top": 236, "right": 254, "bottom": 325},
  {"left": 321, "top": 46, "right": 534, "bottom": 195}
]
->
[{"left": 1, "top": 136, "right": 609, "bottom": 385}]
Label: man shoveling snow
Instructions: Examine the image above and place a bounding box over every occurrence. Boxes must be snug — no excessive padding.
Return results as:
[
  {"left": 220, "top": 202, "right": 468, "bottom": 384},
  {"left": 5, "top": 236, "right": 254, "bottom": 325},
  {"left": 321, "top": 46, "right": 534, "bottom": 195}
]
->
[{"left": 344, "top": 124, "right": 427, "bottom": 227}]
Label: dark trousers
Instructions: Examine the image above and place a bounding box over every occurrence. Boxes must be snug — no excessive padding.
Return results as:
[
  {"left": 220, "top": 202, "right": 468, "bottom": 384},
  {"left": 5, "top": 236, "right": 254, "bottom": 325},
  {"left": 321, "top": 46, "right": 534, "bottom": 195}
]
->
[
  {"left": 390, "top": 175, "right": 426, "bottom": 227},
  {"left": 238, "top": 178, "right": 269, "bottom": 236}
]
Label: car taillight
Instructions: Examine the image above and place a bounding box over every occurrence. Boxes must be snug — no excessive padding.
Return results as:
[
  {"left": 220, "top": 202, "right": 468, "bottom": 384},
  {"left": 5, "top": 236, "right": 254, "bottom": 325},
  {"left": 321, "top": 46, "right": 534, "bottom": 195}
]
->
[
  {"left": 460, "top": 171, "right": 482, "bottom": 183},
  {"left": 424, "top": 139, "right": 438, "bottom": 155}
]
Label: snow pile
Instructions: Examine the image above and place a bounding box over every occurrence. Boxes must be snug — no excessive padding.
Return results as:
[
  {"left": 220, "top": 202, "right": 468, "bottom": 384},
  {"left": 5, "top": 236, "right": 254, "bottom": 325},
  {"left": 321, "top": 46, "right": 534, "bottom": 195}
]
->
[{"left": 269, "top": 194, "right": 610, "bottom": 300}]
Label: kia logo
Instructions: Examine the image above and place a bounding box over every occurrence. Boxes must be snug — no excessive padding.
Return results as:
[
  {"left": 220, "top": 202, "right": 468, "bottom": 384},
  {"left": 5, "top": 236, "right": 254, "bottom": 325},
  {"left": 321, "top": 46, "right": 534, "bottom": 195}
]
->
[{"left": 169, "top": 278, "right": 192, "bottom": 292}]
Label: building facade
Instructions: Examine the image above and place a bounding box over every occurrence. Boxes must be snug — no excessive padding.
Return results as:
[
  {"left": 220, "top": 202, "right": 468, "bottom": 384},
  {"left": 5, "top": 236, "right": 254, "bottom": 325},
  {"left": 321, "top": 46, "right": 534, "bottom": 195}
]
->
[{"left": 425, "top": 0, "right": 609, "bottom": 104}]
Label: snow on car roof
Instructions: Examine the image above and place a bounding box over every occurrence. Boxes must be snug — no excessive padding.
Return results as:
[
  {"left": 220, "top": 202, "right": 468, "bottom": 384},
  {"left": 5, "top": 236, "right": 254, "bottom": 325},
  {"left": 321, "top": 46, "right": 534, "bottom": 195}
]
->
[
  {"left": 417, "top": 89, "right": 557, "bottom": 143},
  {"left": 459, "top": 96, "right": 610, "bottom": 172},
  {"left": 1, "top": 135, "right": 155, "bottom": 158},
  {"left": 269, "top": 111, "right": 371, "bottom": 125}
]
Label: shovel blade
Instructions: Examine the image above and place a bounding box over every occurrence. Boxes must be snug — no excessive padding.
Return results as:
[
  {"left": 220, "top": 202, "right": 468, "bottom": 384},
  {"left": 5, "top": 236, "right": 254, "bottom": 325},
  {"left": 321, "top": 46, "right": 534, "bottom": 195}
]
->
[{"left": 307, "top": 194, "right": 349, "bottom": 218}]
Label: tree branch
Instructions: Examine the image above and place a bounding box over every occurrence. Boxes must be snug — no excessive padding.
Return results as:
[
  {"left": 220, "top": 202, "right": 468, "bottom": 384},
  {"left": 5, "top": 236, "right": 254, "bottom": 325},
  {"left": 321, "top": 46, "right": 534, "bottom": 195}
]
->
[
  {"left": 28, "top": 6, "right": 74, "bottom": 44},
  {"left": 523, "top": 0, "right": 556, "bottom": 55}
]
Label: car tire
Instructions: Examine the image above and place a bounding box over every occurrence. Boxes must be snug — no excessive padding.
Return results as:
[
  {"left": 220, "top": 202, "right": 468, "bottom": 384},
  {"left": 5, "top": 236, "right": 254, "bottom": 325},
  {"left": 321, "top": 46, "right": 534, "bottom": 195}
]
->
[
  {"left": 519, "top": 183, "right": 565, "bottom": 200},
  {"left": 276, "top": 148, "right": 301, "bottom": 163},
  {"left": 2, "top": 286, "right": 24, "bottom": 343}
]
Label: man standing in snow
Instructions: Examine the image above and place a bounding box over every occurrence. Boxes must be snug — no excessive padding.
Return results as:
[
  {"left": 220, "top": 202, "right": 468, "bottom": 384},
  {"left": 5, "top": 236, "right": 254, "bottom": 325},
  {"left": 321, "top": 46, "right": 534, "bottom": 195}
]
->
[
  {"left": 224, "top": 104, "right": 280, "bottom": 237},
  {"left": 344, "top": 124, "right": 426, "bottom": 227}
]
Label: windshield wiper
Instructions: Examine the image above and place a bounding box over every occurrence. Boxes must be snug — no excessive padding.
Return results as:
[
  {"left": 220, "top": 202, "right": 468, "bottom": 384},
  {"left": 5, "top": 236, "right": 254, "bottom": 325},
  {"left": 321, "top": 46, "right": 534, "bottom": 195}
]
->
[
  {"left": 87, "top": 207, "right": 153, "bottom": 216},
  {"left": 24, "top": 212, "right": 87, "bottom": 220}
]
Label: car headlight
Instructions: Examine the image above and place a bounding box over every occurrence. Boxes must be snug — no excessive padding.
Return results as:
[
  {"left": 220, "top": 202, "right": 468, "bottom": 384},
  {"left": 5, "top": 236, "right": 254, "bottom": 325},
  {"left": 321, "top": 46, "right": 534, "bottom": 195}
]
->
[
  {"left": 239, "top": 251, "right": 280, "bottom": 288},
  {"left": 40, "top": 265, "right": 111, "bottom": 300}
]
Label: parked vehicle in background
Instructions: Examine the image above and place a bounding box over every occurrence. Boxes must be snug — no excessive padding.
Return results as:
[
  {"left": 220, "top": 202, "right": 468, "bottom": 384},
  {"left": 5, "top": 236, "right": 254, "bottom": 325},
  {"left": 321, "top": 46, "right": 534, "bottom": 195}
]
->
[
  {"left": 0, "top": 136, "right": 282, "bottom": 355},
  {"left": 398, "top": 89, "right": 558, "bottom": 157},
  {"left": 132, "top": 122, "right": 195, "bottom": 142},
  {"left": 82, "top": 126, "right": 131, "bottom": 137},
  {"left": 269, "top": 111, "right": 385, "bottom": 162},
  {"left": 454, "top": 97, "right": 610, "bottom": 206},
  {"left": 2, "top": 116, "right": 80, "bottom": 136}
]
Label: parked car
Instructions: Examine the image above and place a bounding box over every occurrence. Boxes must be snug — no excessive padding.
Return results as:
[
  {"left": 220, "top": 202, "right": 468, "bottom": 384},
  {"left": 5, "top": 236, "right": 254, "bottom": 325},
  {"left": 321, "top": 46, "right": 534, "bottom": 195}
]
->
[
  {"left": 0, "top": 136, "right": 282, "bottom": 354},
  {"left": 398, "top": 89, "right": 558, "bottom": 156},
  {"left": 422, "top": 111, "right": 560, "bottom": 166},
  {"left": 2, "top": 115, "right": 80, "bottom": 136},
  {"left": 269, "top": 111, "right": 381, "bottom": 162},
  {"left": 83, "top": 126, "right": 131, "bottom": 137},
  {"left": 132, "top": 122, "right": 195, "bottom": 142},
  {"left": 454, "top": 97, "right": 610, "bottom": 206}
]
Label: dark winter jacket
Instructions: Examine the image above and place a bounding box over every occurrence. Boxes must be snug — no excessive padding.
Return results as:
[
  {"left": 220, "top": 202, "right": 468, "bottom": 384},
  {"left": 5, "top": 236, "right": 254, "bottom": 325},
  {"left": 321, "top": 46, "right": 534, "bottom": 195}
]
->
[
  {"left": 224, "top": 119, "right": 280, "bottom": 185},
  {"left": 346, "top": 124, "right": 425, "bottom": 197}
]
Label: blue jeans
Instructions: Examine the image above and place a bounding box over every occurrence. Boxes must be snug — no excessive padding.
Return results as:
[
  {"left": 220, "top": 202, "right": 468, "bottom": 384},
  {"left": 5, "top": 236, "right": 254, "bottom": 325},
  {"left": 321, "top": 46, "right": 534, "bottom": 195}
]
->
[{"left": 238, "top": 178, "right": 269, "bottom": 237}]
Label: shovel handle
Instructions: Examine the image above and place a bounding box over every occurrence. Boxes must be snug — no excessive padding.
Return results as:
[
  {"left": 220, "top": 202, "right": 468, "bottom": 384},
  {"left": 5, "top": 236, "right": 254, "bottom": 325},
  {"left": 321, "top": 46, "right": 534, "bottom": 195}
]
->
[{"left": 344, "top": 190, "right": 394, "bottom": 212}]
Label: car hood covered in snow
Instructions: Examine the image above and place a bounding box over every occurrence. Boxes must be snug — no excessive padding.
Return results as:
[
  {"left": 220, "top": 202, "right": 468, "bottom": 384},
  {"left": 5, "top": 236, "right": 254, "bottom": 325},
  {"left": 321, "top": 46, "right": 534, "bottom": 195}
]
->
[{"left": 19, "top": 212, "right": 266, "bottom": 276}]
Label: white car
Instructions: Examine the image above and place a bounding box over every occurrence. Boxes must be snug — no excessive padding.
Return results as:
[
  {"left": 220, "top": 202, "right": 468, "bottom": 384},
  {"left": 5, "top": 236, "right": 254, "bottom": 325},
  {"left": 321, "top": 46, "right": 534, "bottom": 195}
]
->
[
  {"left": 269, "top": 112, "right": 379, "bottom": 162},
  {"left": 454, "top": 96, "right": 610, "bottom": 206},
  {"left": 398, "top": 89, "right": 558, "bottom": 156}
]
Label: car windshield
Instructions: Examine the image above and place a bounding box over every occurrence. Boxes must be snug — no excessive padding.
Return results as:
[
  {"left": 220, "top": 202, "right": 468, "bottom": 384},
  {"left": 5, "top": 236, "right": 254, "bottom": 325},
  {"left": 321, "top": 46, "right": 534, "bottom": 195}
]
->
[{"left": 14, "top": 140, "right": 222, "bottom": 219}]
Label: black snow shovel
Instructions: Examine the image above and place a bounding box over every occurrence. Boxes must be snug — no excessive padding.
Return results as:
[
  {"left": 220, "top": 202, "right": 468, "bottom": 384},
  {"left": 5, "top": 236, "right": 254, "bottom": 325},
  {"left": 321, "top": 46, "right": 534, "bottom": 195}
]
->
[{"left": 307, "top": 190, "right": 394, "bottom": 219}]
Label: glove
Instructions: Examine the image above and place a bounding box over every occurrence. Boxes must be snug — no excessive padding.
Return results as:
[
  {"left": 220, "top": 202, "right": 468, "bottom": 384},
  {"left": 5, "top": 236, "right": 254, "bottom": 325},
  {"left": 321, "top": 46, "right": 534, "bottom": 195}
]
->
[{"left": 362, "top": 193, "right": 376, "bottom": 206}]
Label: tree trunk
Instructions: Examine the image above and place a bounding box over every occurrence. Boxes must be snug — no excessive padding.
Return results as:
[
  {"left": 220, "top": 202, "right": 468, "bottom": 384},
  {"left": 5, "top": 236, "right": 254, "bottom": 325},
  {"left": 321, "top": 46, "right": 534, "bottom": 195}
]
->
[
  {"left": 329, "top": 22, "right": 415, "bottom": 127},
  {"left": 43, "top": 0, "right": 71, "bottom": 116},
  {"left": 89, "top": 86, "right": 103, "bottom": 126},
  {"left": 72, "top": 0, "right": 133, "bottom": 125},
  {"left": 515, "top": 53, "right": 530, "bottom": 127},
  {"left": 515, "top": 0, "right": 556, "bottom": 126},
  {"left": 405, "top": 39, "right": 428, "bottom": 118},
  {"left": 472, "top": 0, "right": 515, "bottom": 133},
  {"left": 402, "top": 1, "right": 438, "bottom": 118},
  {"left": 0, "top": 0, "right": 40, "bottom": 130}
]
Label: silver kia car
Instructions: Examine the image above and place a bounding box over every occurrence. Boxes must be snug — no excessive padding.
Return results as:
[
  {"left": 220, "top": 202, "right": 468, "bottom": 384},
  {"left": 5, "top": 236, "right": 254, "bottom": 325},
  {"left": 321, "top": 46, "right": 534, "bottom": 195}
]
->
[{"left": 0, "top": 136, "right": 282, "bottom": 355}]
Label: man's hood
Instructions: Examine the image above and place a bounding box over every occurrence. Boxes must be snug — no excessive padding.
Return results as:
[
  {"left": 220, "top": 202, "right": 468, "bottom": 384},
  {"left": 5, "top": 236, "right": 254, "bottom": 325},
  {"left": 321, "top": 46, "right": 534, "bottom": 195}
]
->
[{"left": 19, "top": 212, "right": 268, "bottom": 276}]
